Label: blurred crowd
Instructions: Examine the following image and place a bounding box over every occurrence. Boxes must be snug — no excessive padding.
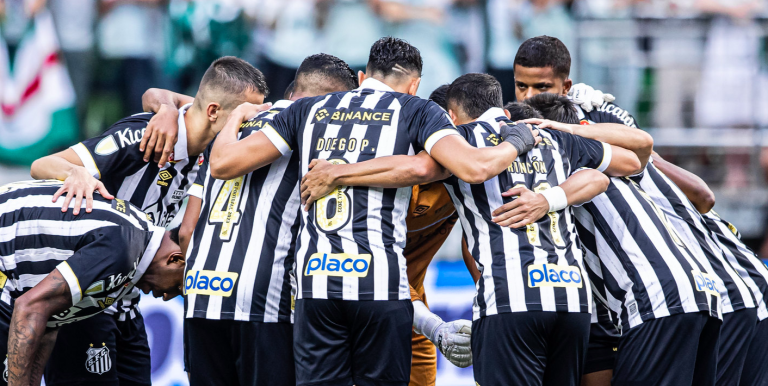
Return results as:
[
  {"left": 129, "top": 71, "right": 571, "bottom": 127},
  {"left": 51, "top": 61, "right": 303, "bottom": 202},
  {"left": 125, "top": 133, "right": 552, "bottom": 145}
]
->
[{"left": 2, "top": 0, "right": 768, "bottom": 133}]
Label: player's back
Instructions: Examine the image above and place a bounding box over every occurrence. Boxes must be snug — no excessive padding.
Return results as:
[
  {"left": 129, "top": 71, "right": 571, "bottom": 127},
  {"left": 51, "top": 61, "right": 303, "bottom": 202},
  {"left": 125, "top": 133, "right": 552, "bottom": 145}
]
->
[
  {"left": 262, "top": 78, "right": 458, "bottom": 302},
  {"left": 186, "top": 100, "right": 298, "bottom": 323},
  {"left": 442, "top": 107, "right": 612, "bottom": 319}
]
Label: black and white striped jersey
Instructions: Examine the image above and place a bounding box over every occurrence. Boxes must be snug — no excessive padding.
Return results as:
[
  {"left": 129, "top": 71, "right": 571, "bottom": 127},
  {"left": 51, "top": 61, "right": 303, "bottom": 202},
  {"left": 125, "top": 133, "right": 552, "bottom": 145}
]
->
[
  {"left": 444, "top": 108, "right": 612, "bottom": 320},
  {"left": 576, "top": 102, "right": 639, "bottom": 129},
  {"left": 574, "top": 177, "right": 721, "bottom": 330},
  {"left": 261, "top": 78, "right": 459, "bottom": 301},
  {"left": 703, "top": 210, "right": 768, "bottom": 320},
  {"left": 185, "top": 100, "right": 298, "bottom": 323},
  {"left": 71, "top": 104, "right": 202, "bottom": 318},
  {"left": 637, "top": 162, "right": 755, "bottom": 314},
  {"left": 0, "top": 180, "right": 164, "bottom": 327}
]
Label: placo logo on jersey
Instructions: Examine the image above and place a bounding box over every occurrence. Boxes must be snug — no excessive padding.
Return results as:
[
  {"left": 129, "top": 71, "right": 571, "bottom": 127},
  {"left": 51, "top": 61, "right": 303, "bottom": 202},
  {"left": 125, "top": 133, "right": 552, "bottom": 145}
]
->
[
  {"left": 528, "top": 263, "right": 583, "bottom": 288},
  {"left": 305, "top": 253, "right": 371, "bottom": 278},
  {"left": 114, "top": 127, "right": 145, "bottom": 148},
  {"left": 185, "top": 270, "right": 239, "bottom": 297},
  {"left": 85, "top": 343, "right": 111, "bottom": 375},
  {"left": 692, "top": 270, "right": 720, "bottom": 298},
  {"left": 312, "top": 107, "right": 395, "bottom": 126},
  {"left": 94, "top": 136, "right": 119, "bottom": 156},
  {"left": 0, "top": 271, "right": 7, "bottom": 290}
]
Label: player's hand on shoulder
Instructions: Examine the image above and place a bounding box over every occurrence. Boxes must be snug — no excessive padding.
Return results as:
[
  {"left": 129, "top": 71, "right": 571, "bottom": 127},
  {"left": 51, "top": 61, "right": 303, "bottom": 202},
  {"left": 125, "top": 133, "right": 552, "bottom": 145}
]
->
[
  {"left": 232, "top": 101, "right": 272, "bottom": 122},
  {"left": 433, "top": 319, "right": 473, "bottom": 368},
  {"left": 141, "top": 104, "right": 180, "bottom": 168},
  {"left": 52, "top": 166, "right": 114, "bottom": 215},
  {"left": 301, "top": 159, "right": 338, "bottom": 211},
  {"left": 568, "top": 83, "right": 615, "bottom": 112},
  {"left": 499, "top": 122, "right": 540, "bottom": 154},
  {"left": 521, "top": 118, "right": 575, "bottom": 135},
  {"left": 492, "top": 185, "right": 549, "bottom": 228}
]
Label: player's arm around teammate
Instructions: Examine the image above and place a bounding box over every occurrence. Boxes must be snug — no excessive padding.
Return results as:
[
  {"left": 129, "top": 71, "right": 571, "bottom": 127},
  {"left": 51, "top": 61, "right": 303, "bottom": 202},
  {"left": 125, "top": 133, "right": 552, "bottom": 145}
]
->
[{"left": 649, "top": 152, "right": 716, "bottom": 213}]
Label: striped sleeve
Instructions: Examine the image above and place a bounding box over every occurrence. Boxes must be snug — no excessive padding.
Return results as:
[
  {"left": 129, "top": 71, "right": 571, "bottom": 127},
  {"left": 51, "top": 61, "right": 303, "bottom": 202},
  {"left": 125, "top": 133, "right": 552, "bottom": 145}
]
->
[
  {"left": 261, "top": 101, "right": 304, "bottom": 155},
  {"left": 414, "top": 101, "right": 461, "bottom": 155}
]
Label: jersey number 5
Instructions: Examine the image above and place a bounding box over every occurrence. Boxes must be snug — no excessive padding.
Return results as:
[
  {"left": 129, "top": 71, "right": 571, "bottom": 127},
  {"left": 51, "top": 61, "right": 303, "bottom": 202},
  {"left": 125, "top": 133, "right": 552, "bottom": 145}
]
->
[
  {"left": 209, "top": 176, "right": 245, "bottom": 241},
  {"left": 315, "top": 159, "right": 352, "bottom": 233}
]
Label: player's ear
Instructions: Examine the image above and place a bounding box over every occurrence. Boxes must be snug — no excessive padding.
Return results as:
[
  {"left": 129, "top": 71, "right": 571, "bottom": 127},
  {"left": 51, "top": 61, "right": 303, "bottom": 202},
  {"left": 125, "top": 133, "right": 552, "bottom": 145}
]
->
[
  {"left": 563, "top": 78, "right": 573, "bottom": 95},
  {"left": 167, "top": 252, "right": 185, "bottom": 267},
  {"left": 358, "top": 70, "right": 367, "bottom": 86},
  {"left": 504, "top": 109, "right": 512, "bottom": 120},
  {"left": 206, "top": 102, "right": 221, "bottom": 123},
  {"left": 407, "top": 77, "right": 421, "bottom": 96},
  {"left": 448, "top": 109, "right": 458, "bottom": 124}
]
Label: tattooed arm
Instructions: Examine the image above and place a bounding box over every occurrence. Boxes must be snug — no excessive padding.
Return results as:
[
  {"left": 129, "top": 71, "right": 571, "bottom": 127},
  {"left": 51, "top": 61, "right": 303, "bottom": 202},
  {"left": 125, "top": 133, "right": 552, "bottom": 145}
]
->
[{"left": 7, "top": 269, "right": 71, "bottom": 385}]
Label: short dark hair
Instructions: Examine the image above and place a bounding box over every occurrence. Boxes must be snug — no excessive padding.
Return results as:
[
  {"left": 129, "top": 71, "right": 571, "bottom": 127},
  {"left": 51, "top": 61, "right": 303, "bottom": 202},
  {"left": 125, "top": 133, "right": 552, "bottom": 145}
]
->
[
  {"left": 366, "top": 37, "right": 423, "bottom": 78},
  {"left": 428, "top": 84, "right": 450, "bottom": 110},
  {"left": 294, "top": 53, "right": 358, "bottom": 96},
  {"left": 168, "top": 227, "right": 180, "bottom": 245},
  {"left": 514, "top": 36, "right": 571, "bottom": 79},
  {"left": 283, "top": 80, "right": 295, "bottom": 99},
  {"left": 524, "top": 93, "right": 579, "bottom": 124},
  {"left": 198, "top": 56, "right": 269, "bottom": 109},
  {"left": 504, "top": 102, "right": 543, "bottom": 121},
  {"left": 446, "top": 73, "right": 503, "bottom": 120}
]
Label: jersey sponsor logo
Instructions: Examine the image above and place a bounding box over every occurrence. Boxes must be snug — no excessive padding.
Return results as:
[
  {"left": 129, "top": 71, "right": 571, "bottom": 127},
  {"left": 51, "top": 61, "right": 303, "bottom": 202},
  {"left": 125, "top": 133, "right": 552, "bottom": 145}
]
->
[
  {"left": 597, "top": 103, "right": 636, "bottom": 127},
  {"left": 114, "top": 127, "right": 145, "bottom": 149},
  {"left": 112, "top": 198, "right": 128, "bottom": 214},
  {"left": 486, "top": 133, "right": 500, "bottom": 145},
  {"left": 94, "top": 136, "right": 119, "bottom": 156},
  {"left": 527, "top": 263, "right": 583, "bottom": 288},
  {"left": 97, "top": 297, "right": 116, "bottom": 309},
  {"left": 312, "top": 107, "right": 395, "bottom": 126},
  {"left": 304, "top": 253, "right": 371, "bottom": 278},
  {"left": 240, "top": 118, "right": 268, "bottom": 129},
  {"left": 85, "top": 280, "right": 104, "bottom": 296},
  {"left": 171, "top": 189, "right": 185, "bottom": 202},
  {"left": 184, "top": 270, "right": 238, "bottom": 297},
  {"left": 413, "top": 205, "right": 430, "bottom": 217},
  {"left": 157, "top": 170, "right": 173, "bottom": 187},
  {"left": 85, "top": 343, "right": 111, "bottom": 375},
  {"left": 692, "top": 270, "right": 720, "bottom": 298},
  {"left": 0, "top": 272, "right": 7, "bottom": 290},
  {"left": 107, "top": 272, "right": 131, "bottom": 291}
]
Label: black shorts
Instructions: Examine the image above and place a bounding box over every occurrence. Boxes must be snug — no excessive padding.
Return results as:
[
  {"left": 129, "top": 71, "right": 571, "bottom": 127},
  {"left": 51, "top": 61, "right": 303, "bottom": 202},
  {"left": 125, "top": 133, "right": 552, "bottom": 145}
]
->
[
  {"left": 472, "top": 311, "right": 591, "bottom": 386},
  {"left": 293, "top": 299, "right": 414, "bottom": 386},
  {"left": 741, "top": 314, "right": 768, "bottom": 386},
  {"left": 45, "top": 312, "right": 151, "bottom": 386},
  {"left": 185, "top": 318, "right": 295, "bottom": 386},
  {"left": 584, "top": 319, "right": 620, "bottom": 374},
  {"left": 613, "top": 311, "right": 721, "bottom": 386},
  {"left": 717, "top": 308, "right": 758, "bottom": 386}
]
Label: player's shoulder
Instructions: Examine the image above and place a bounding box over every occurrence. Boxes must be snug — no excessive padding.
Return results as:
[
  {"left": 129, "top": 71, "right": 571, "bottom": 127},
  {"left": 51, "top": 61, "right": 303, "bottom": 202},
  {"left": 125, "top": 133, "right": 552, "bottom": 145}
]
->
[
  {"left": 94, "top": 112, "right": 155, "bottom": 152},
  {"left": 240, "top": 100, "right": 295, "bottom": 136},
  {"left": 582, "top": 102, "right": 638, "bottom": 128}
]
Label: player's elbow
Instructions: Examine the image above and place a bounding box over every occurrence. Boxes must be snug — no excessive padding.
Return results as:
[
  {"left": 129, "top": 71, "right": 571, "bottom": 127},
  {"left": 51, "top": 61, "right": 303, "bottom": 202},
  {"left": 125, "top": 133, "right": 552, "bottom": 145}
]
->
[
  {"left": 30, "top": 158, "right": 46, "bottom": 179},
  {"left": 596, "top": 172, "right": 610, "bottom": 193},
  {"left": 692, "top": 188, "right": 716, "bottom": 214},
  {"left": 457, "top": 165, "right": 495, "bottom": 185},
  {"left": 408, "top": 157, "right": 448, "bottom": 184}
]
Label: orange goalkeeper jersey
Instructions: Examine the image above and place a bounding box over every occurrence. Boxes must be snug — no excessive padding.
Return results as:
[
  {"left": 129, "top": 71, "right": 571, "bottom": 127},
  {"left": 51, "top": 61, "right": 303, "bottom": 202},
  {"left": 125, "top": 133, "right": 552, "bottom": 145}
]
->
[{"left": 404, "top": 182, "right": 458, "bottom": 305}]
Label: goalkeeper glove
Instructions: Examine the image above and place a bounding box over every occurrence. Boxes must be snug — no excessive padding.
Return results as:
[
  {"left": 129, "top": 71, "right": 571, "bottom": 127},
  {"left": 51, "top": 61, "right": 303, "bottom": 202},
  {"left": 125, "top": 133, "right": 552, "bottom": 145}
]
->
[
  {"left": 568, "top": 83, "right": 615, "bottom": 112},
  {"left": 412, "top": 300, "right": 473, "bottom": 368}
]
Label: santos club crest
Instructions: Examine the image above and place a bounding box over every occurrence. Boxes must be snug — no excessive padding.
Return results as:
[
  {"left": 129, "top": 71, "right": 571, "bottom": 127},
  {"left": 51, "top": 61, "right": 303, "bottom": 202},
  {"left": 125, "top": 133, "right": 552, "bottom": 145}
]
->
[{"left": 85, "top": 343, "right": 111, "bottom": 375}]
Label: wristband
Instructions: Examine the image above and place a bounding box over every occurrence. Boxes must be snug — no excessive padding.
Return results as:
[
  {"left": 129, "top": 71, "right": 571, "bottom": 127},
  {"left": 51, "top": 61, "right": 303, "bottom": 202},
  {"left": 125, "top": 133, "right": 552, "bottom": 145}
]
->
[{"left": 539, "top": 186, "right": 568, "bottom": 212}]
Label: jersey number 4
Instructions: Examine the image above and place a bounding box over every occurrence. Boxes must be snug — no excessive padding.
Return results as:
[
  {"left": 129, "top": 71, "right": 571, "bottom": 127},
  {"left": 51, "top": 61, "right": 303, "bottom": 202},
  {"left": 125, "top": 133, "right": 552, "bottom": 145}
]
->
[{"left": 209, "top": 176, "right": 245, "bottom": 241}]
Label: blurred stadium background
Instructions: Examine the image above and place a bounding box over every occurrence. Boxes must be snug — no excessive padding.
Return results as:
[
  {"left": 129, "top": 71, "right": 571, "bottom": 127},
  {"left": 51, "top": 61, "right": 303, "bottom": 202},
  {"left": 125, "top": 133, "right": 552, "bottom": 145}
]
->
[{"left": 1, "top": 0, "right": 767, "bottom": 385}]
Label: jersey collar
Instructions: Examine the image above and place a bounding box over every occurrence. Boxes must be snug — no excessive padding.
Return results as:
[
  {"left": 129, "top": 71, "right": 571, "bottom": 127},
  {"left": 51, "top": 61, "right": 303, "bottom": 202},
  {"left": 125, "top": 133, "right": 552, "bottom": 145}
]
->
[
  {"left": 131, "top": 226, "right": 165, "bottom": 285},
  {"left": 358, "top": 77, "right": 396, "bottom": 92},
  {"left": 475, "top": 107, "right": 507, "bottom": 128},
  {"left": 272, "top": 99, "right": 294, "bottom": 109},
  {"left": 172, "top": 103, "right": 193, "bottom": 162}
]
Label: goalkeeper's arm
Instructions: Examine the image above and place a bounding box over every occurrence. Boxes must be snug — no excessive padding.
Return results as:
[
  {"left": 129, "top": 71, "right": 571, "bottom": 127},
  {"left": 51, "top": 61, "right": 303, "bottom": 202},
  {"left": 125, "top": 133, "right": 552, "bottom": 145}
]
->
[{"left": 412, "top": 300, "right": 472, "bottom": 368}]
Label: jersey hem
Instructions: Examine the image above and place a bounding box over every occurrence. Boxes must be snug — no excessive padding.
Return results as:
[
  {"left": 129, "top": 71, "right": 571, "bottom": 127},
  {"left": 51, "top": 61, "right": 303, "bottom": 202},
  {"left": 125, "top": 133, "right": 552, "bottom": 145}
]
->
[{"left": 185, "top": 310, "right": 293, "bottom": 323}]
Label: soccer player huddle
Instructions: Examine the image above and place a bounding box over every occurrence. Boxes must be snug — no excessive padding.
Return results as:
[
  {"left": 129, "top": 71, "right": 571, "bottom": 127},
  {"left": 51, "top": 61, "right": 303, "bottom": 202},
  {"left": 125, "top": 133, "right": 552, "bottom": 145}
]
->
[{"left": 0, "top": 34, "right": 764, "bottom": 386}]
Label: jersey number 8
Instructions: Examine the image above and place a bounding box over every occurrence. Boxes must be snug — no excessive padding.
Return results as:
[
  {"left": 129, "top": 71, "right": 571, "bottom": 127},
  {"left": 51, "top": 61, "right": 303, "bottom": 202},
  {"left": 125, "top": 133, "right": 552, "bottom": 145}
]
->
[{"left": 315, "top": 159, "right": 351, "bottom": 233}]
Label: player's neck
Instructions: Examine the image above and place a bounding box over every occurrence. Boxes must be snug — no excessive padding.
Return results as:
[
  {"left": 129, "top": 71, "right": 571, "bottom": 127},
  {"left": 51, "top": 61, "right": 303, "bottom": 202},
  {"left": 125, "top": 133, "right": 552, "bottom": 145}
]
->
[{"left": 183, "top": 106, "right": 216, "bottom": 157}]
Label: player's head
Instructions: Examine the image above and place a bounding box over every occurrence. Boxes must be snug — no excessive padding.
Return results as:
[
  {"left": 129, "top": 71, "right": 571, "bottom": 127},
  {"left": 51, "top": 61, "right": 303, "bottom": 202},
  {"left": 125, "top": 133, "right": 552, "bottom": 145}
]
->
[
  {"left": 524, "top": 93, "right": 579, "bottom": 124},
  {"left": 513, "top": 36, "right": 572, "bottom": 101},
  {"left": 504, "top": 101, "right": 543, "bottom": 122},
  {"left": 362, "top": 37, "right": 423, "bottom": 95},
  {"left": 194, "top": 56, "right": 269, "bottom": 132},
  {"left": 446, "top": 73, "right": 504, "bottom": 125},
  {"left": 284, "top": 80, "right": 296, "bottom": 100},
  {"left": 136, "top": 227, "right": 185, "bottom": 301},
  {"left": 291, "top": 53, "right": 358, "bottom": 99},
  {"left": 429, "top": 84, "right": 450, "bottom": 111}
]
